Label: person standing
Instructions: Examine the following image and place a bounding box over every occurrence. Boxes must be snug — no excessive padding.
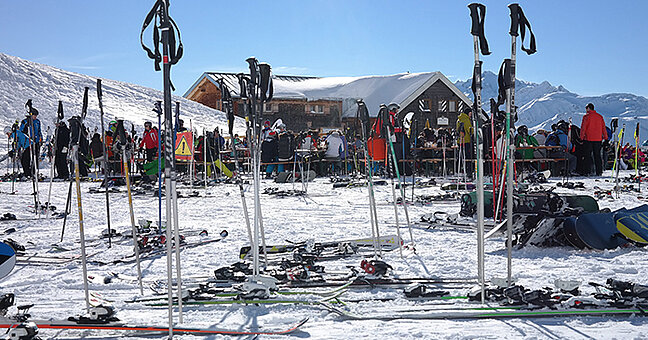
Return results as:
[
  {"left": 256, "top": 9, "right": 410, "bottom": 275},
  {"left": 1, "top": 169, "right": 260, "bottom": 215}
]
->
[
  {"left": 138, "top": 121, "right": 159, "bottom": 162},
  {"left": 456, "top": 107, "right": 473, "bottom": 159},
  {"left": 580, "top": 103, "right": 608, "bottom": 176},
  {"left": 18, "top": 107, "right": 43, "bottom": 178},
  {"left": 54, "top": 121, "right": 70, "bottom": 179}
]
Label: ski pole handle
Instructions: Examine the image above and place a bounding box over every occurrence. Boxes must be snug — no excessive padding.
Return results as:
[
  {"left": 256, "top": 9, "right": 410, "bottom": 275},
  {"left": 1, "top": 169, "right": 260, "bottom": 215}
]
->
[
  {"left": 468, "top": 3, "right": 484, "bottom": 36},
  {"left": 57, "top": 101, "right": 64, "bottom": 120},
  {"left": 508, "top": 3, "right": 520, "bottom": 37},
  {"left": 81, "top": 87, "right": 89, "bottom": 119},
  {"left": 97, "top": 79, "right": 103, "bottom": 99}
]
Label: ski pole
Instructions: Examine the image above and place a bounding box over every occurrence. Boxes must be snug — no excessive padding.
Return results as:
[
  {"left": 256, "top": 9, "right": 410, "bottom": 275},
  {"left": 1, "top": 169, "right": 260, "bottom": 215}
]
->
[
  {"left": 97, "top": 79, "right": 113, "bottom": 248},
  {"left": 117, "top": 119, "right": 143, "bottom": 295},
  {"left": 203, "top": 128, "right": 207, "bottom": 192},
  {"left": 469, "top": 2, "right": 490, "bottom": 303},
  {"left": 154, "top": 101, "right": 163, "bottom": 235},
  {"left": 506, "top": 3, "right": 537, "bottom": 287},
  {"left": 60, "top": 180, "right": 73, "bottom": 242},
  {"left": 46, "top": 101, "right": 64, "bottom": 219}
]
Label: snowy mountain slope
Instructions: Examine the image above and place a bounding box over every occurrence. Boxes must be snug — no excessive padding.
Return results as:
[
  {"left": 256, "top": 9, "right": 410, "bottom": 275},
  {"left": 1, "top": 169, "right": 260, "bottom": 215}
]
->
[
  {"left": 455, "top": 71, "right": 648, "bottom": 140},
  {"left": 0, "top": 53, "right": 243, "bottom": 142}
]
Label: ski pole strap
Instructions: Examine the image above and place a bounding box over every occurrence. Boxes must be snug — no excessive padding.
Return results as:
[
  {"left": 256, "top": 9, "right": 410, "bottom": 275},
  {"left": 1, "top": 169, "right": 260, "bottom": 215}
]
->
[
  {"left": 508, "top": 3, "right": 537, "bottom": 55},
  {"left": 221, "top": 81, "right": 235, "bottom": 136},
  {"left": 472, "top": 61, "right": 490, "bottom": 122},
  {"left": 468, "top": 3, "right": 491, "bottom": 55},
  {"left": 379, "top": 105, "right": 389, "bottom": 139},
  {"left": 140, "top": 0, "right": 183, "bottom": 71},
  {"left": 116, "top": 120, "right": 127, "bottom": 146},
  {"left": 497, "top": 59, "right": 512, "bottom": 105}
]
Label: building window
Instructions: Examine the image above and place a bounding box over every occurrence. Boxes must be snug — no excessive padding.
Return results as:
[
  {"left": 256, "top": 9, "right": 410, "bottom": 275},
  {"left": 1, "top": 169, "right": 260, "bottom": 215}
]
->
[
  {"left": 264, "top": 103, "right": 276, "bottom": 113},
  {"left": 308, "top": 104, "right": 324, "bottom": 114},
  {"left": 419, "top": 99, "right": 432, "bottom": 112},
  {"left": 438, "top": 100, "right": 448, "bottom": 113},
  {"left": 448, "top": 100, "right": 457, "bottom": 113}
]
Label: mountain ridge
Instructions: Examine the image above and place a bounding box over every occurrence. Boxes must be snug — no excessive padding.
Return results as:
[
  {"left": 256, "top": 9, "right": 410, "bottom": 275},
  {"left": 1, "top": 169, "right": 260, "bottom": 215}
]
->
[
  {"left": 455, "top": 71, "right": 648, "bottom": 140},
  {"left": 0, "top": 52, "right": 241, "bottom": 150}
]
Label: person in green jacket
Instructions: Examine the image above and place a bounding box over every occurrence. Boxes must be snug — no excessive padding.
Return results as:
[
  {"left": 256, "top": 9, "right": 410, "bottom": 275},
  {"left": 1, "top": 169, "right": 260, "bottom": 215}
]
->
[
  {"left": 515, "top": 125, "right": 539, "bottom": 160},
  {"left": 515, "top": 125, "right": 539, "bottom": 170}
]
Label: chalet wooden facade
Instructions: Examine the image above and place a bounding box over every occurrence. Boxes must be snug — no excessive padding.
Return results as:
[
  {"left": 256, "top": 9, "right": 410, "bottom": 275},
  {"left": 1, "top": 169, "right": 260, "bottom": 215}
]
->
[{"left": 183, "top": 71, "right": 472, "bottom": 133}]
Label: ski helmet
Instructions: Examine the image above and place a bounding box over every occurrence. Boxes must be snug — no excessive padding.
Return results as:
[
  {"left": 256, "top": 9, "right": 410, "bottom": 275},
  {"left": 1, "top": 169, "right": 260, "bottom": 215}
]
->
[
  {"left": 517, "top": 125, "right": 529, "bottom": 137},
  {"left": 557, "top": 121, "right": 569, "bottom": 134}
]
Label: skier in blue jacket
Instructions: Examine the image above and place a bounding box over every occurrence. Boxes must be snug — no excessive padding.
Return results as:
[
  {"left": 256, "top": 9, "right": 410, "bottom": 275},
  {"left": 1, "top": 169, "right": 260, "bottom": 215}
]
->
[{"left": 18, "top": 107, "right": 43, "bottom": 178}]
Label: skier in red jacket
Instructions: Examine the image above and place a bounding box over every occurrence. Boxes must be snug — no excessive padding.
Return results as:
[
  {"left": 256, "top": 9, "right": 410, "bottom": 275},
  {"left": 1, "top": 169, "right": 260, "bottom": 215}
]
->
[
  {"left": 580, "top": 103, "right": 608, "bottom": 176},
  {"left": 139, "top": 121, "right": 159, "bottom": 162}
]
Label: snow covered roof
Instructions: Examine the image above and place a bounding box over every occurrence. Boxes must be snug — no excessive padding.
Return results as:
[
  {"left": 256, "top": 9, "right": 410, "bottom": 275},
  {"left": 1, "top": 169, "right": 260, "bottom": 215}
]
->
[
  {"left": 272, "top": 72, "right": 472, "bottom": 118},
  {"left": 184, "top": 71, "right": 472, "bottom": 118},
  {"left": 183, "top": 72, "right": 317, "bottom": 99}
]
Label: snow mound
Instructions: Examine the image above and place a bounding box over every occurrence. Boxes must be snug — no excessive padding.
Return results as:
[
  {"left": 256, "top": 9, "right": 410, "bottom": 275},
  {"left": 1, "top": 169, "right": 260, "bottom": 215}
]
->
[{"left": 0, "top": 53, "right": 243, "bottom": 139}]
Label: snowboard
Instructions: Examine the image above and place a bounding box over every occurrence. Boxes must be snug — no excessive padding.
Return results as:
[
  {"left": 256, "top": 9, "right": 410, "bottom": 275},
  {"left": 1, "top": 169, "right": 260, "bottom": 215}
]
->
[
  {"left": 213, "top": 159, "right": 233, "bottom": 178},
  {"left": 0, "top": 242, "right": 16, "bottom": 279},
  {"left": 615, "top": 212, "right": 648, "bottom": 245},
  {"left": 569, "top": 210, "right": 629, "bottom": 250},
  {"left": 462, "top": 192, "right": 598, "bottom": 218}
]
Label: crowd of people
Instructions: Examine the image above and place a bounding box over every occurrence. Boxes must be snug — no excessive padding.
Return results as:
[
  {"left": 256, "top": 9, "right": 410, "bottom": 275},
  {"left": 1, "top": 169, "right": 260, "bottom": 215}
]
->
[
  {"left": 414, "top": 103, "right": 641, "bottom": 178},
  {"left": 3, "top": 102, "right": 644, "bottom": 182}
]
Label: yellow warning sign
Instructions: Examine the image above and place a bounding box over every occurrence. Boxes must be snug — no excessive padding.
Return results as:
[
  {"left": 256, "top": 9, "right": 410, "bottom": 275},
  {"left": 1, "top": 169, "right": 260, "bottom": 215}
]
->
[{"left": 175, "top": 131, "right": 193, "bottom": 161}]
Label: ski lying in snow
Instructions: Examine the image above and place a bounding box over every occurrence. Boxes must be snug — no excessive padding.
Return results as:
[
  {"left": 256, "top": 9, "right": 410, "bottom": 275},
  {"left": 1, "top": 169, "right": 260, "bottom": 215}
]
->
[
  {"left": 407, "top": 222, "right": 496, "bottom": 233},
  {"left": 124, "top": 279, "right": 355, "bottom": 304},
  {"left": 280, "top": 276, "right": 478, "bottom": 289},
  {"left": 0, "top": 317, "right": 309, "bottom": 336},
  {"left": 322, "top": 304, "right": 646, "bottom": 320},
  {"left": 239, "top": 234, "right": 402, "bottom": 259},
  {"left": 16, "top": 249, "right": 101, "bottom": 265},
  {"left": 336, "top": 295, "right": 470, "bottom": 304},
  {"left": 89, "top": 236, "right": 225, "bottom": 265},
  {"left": 143, "top": 291, "right": 345, "bottom": 307}
]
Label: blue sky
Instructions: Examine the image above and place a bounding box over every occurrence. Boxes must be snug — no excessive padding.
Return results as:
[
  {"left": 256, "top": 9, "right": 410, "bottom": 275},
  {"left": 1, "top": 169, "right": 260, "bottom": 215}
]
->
[{"left": 1, "top": 1, "right": 647, "bottom": 97}]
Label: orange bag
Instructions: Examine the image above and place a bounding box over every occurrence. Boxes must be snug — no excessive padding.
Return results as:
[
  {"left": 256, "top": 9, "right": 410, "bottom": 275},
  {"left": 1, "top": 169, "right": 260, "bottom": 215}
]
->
[{"left": 367, "top": 137, "right": 386, "bottom": 161}]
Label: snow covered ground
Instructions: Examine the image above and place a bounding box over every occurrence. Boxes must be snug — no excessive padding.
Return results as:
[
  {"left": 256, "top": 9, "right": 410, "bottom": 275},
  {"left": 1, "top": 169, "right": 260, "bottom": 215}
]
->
[{"left": 1, "top": 168, "right": 648, "bottom": 339}]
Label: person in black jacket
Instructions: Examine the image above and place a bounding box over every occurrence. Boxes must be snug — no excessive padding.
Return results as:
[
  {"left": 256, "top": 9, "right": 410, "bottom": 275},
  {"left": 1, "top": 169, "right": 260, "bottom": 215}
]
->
[
  {"left": 68, "top": 116, "right": 90, "bottom": 177},
  {"left": 277, "top": 126, "right": 295, "bottom": 172},
  {"left": 54, "top": 121, "right": 70, "bottom": 179},
  {"left": 261, "top": 130, "right": 279, "bottom": 179}
]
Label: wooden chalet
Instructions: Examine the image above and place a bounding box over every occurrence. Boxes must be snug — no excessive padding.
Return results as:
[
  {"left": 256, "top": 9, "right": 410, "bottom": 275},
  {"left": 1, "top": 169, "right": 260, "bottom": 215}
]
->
[{"left": 184, "top": 71, "right": 472, "bottom": 133}]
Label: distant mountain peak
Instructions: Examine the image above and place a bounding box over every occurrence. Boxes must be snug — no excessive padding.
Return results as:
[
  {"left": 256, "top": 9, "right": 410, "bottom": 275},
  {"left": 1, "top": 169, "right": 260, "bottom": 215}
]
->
[{"left": 454, "top": 70, "right": 648, "bottom": 142}]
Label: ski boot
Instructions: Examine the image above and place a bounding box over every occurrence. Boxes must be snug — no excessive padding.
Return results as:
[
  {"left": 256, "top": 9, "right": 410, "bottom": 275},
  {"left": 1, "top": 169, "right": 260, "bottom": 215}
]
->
[
  {"left": 68, "top": 305, "right": 119, "bottom": 324},
  {"left": 8, "top": 322, "right": 40, "bottom": 340},
  {"left": 236, "top": 275, "right": 279, "bottom": 300},
  {"left": 404, "top": 284, "right": 449, "bottom": 298}
]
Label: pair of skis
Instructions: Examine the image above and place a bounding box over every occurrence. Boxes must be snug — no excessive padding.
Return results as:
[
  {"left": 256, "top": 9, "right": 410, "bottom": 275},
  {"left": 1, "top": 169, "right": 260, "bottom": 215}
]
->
[{"left": 0, "top": 317, "right": 307, "bottom": 337}]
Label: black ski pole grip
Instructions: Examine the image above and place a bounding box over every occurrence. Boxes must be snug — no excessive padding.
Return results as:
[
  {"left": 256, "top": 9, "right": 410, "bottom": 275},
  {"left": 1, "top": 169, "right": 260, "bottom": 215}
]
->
[
  {"left": 508, "top": 3, "right": 520, "bottom": 37},
  {"left": 246, "top": 57, "right": 258, "bottom": 84},
  {"left": 57, "top": 100, "right": 64, "bottom": 120},
  {"left": 97, "top": 79, "right": 103, "bottom": 98},
  {"left": 82, "top": 87, "right": 89, "bottom": 118},
  {"left": 259, "top": 63, "right": 273, "bottom": 102},
  {"left": 468, "top": 3, "right": 483, "bottom": 36}
]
